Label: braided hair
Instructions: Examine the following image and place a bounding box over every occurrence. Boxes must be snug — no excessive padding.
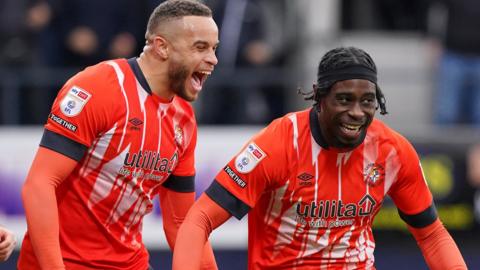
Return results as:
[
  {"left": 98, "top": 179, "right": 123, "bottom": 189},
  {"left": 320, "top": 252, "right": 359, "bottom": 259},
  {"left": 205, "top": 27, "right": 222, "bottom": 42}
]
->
[{"left": 299, "top": 47, "right": 388, "bottom": 115}]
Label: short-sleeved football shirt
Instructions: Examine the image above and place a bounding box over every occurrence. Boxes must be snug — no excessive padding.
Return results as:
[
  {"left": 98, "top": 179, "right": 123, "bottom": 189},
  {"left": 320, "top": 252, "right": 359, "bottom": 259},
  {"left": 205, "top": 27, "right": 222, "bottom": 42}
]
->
[
  {"left": 18, "top": 58, "right": 197, "bottom": 270},
  {"left": 207, "top": 108, "right": 436, "bottom": 269}
]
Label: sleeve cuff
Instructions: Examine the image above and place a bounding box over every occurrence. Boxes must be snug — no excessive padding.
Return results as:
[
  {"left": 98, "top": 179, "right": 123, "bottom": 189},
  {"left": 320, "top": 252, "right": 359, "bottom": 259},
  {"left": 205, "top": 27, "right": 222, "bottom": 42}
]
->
[
  {"left": 205, "top": 180, "right": 250, "bottom": 220},
  {"left": 40, "top": 129, "right": 87, "bottom": 161},
  {"left": 398, "top": 203, "right": 438, "bottom": 228},
  {"left": 162, "top": 174, "right": 195, "bottom": 192}
]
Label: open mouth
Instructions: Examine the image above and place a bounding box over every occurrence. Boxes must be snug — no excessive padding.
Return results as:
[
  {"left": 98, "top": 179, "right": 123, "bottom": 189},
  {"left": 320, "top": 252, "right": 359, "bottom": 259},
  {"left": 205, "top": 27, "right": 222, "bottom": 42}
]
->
[
  {"left": 191, "top": 71, "right": 211, "bottom": 92},
  {"left": 339, "top": 123, "right": 363, "bottom": 138}
]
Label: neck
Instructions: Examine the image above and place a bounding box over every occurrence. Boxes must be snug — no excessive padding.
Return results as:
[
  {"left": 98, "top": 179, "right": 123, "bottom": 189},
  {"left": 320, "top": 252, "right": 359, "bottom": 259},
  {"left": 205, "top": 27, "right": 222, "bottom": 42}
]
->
[{"left": 137, "top": 52, "right": 173, "bottom": 100}]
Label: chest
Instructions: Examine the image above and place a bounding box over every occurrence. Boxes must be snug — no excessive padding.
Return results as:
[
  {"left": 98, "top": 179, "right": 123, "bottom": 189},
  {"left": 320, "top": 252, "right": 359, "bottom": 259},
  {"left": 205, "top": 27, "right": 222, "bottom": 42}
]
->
[
  {"left": 285, "top": 150, "right": 390, "bottom": 222},
  {"left": 90, "top": 100, "right": 188, "bottom": 184}
]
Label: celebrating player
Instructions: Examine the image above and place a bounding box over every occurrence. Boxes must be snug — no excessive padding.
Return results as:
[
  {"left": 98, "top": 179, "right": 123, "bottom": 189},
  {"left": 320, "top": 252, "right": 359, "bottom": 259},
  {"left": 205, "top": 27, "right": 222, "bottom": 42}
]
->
[
  {"left": 18, "top": 0, "right": 219, "bottom": 269},
  {"left": 172, "top": 46, "right": 467, "bottom": 269}
]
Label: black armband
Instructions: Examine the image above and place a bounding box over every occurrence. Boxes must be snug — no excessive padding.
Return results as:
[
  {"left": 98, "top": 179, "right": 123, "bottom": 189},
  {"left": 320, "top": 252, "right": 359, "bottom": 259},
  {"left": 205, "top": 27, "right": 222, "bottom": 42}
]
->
[
  {"left": 205, "top": 180, "right": 251, "bottom": 220},
  {"left": 40, "top": 129, "right": 87, "bottom": 161},
  {"left": 398, "top": 204, "right": 438, "bottom": 228},
  {"left": 162, "top": 174, "right": 195, "bottom": 192}
]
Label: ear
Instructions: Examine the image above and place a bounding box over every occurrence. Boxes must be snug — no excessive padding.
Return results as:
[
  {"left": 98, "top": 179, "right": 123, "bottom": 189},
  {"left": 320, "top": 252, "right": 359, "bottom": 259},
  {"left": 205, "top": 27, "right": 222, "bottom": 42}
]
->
[
  {"left": 151, "top": 35, "right": 169, "bottom": 60},
  {"left": 318, "top": 97, "right": 327, "bottom": 112}
]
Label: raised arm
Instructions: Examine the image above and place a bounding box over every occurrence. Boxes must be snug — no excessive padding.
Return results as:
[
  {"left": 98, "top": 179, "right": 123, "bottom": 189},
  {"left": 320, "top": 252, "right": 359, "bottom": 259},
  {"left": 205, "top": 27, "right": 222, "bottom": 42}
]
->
[
  {"left": 159, "top": 188, "right": 221, "bottom": 269},
  {"left": 172, "top": 193, "right": 232, "bottom": 270},
  {"left": 21, "top": 147, "right": 78, "bottom": 269}
]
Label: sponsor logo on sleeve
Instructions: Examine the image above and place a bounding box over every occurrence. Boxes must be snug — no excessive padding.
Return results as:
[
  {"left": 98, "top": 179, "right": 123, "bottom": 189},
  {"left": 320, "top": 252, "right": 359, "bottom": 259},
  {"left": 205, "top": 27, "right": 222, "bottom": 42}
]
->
[
  {"left": 224, "top": 165, "right": 247, "bottom": 188},
  {"left": 49, "top": 113, "right": 77, "bottom": 132},
  {"left": 234, "top": 142, "right": 266, "bottom": 174},
  {"left": 60, "top": 86, "right": 92, "bottom": 117}
]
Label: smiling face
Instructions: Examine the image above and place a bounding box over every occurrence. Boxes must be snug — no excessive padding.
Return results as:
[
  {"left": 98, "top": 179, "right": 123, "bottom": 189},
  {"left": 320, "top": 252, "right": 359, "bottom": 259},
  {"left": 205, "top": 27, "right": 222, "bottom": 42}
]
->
[
  {"left": 318, "top": 79, "right": 377, "bottom": 150},
  {"left": 166, "top": 16, "right": 218, "bottom": 101}
]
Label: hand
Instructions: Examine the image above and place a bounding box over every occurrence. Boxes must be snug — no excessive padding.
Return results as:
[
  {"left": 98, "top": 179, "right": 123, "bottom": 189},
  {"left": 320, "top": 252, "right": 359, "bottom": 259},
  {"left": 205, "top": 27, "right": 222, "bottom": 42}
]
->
[{"left": 0, "top": 226, "right": 16, "bottom": 262}]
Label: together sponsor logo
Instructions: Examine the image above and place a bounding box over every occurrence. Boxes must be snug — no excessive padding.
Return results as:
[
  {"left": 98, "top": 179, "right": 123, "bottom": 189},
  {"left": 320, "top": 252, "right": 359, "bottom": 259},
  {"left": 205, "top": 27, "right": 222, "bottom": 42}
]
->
[
  {"left": 49, "top": 113, "right": 77, "bottom": 132},
  {"left": 224, "top": 165, "right": 247, "bottom": 188}
]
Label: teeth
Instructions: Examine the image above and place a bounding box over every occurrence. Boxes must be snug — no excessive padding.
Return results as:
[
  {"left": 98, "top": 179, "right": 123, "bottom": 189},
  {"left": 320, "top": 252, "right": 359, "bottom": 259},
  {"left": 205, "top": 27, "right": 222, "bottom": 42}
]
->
[
  {"left": 198, "top": 71, "right": 211, "bottom": 75},
  {"left": 342, "top": 124, "right": 361, "bottom": 131}
]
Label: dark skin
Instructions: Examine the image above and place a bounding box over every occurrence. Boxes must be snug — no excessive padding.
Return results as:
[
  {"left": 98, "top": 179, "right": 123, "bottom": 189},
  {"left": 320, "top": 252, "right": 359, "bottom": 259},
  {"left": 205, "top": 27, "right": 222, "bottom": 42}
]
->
[{"left": 317, "top": 79, "right": 377, "bottom": 151}]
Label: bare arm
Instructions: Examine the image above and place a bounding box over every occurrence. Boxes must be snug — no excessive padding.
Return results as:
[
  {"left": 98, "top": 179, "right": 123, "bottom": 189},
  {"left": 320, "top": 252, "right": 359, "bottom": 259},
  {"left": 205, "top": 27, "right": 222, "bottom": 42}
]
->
[
  {"left": 0, "top": 226, "right": 16, "bottom": 262},
  {"left": 408, "top": 218, "right": 467, "bottom": 270},
  {"left": 172, "top": 194, "right": 232, "bottom": 270},
  {"left": 22, "top": 147, "right": 78, "bottom": 269},
  {"left": 159, "top": 189, "right": 221, "bottom": 269}
]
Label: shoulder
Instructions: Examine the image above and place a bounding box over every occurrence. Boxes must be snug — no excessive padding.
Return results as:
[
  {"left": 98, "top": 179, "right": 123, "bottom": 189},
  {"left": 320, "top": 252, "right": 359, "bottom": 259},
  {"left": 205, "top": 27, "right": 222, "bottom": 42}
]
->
[
  {"left": 368, "top": 119, "right": 417, "bottom": 156},
  {"left": 369, "top": 119, "right": 407, "bottom": 141},
  {"left": 64, "top": 60, "right": 131, "bottom": 103},
  {"left": 265, "top": 109, "right": 309, "bottom": 133},
  {"left": 70, "top": 60, "right": 122, "bottom": 82},
  {"left": 65, "top": 60, "right": 127, "bottom": 94},
  {"left": 252, "top": 110, "right": 310, "bottom": 155}
]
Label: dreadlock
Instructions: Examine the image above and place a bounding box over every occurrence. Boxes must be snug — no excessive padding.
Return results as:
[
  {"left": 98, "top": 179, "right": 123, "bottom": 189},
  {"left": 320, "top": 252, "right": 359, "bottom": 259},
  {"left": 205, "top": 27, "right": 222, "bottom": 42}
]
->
[{"left": 299, "top": 46, "right": 388, "bottom": 115}]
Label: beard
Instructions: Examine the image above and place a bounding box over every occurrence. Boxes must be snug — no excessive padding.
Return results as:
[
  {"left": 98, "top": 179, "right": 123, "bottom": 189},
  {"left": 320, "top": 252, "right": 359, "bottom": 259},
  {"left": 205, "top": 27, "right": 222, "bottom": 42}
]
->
[{"left": 168, "top": 59, "right": 193, "bottom": 101}]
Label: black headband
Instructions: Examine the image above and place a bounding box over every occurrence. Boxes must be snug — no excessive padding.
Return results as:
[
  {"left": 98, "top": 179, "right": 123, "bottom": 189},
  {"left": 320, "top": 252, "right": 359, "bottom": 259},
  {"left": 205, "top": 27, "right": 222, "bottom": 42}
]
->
[{"left": 317, "top": 65, "right": 377, "bottom": 85}]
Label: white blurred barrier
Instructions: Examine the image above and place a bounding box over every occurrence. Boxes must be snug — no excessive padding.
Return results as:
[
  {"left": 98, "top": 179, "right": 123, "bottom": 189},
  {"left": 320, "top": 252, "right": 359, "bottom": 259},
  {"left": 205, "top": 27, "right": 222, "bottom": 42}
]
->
[{"left": 0, "top": 126, "right": 262, "bottom": 249}]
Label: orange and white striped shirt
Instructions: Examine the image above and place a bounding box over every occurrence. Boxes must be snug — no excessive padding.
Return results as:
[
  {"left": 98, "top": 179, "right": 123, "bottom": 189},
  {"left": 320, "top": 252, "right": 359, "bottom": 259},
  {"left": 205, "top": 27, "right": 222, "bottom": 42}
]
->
[
  {"left": 19, "top": 58, "right": 197, "bottom": 269},
  {"left": 207, "top": 108, "right": 436, "bottom": 269}
]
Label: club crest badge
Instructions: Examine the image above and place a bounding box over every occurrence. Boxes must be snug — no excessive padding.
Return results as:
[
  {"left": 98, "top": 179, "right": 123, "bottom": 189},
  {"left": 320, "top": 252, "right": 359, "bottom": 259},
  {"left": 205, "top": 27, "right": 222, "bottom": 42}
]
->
[
  {"left": 363, "top": 163, "right": 385, "bottom": 186},
  {"left": 60, "top": 86, "right": 92, "bottom": 117},
  {"left": 174, "top": 125, "right": 183, "bottom": 146},
  {"left": 234, "top": 142, "right": 266, "bottom": 174}
]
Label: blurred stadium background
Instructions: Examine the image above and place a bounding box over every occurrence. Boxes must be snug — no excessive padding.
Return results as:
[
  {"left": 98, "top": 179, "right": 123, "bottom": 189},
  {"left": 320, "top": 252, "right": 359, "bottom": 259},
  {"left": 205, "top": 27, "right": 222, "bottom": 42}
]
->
[{"left": 1, "top": 0, "right": 479, "bottom": 269}]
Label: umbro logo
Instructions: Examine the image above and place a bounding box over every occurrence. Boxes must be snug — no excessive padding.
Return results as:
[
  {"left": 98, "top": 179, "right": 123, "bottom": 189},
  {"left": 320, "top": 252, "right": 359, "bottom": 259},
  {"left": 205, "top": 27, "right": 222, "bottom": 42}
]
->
[
  {"left": 298, "top": 173, "right": 313, "bottom": 181},
  {"left": 297, "top": 173, "right": 313, "bottom": 186},
  {"left": 129, "top": 118, "right": 143, "bottom": 130},
  {"left": 129, "top": 118, "right": 143, "bottom": 126}
]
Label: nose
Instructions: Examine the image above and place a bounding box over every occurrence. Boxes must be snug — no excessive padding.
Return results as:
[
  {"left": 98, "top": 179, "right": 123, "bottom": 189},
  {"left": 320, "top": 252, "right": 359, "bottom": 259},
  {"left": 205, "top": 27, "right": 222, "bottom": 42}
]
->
[
  {"left": 206, "top": 50, "right": 218, "bottom": 66},
  {"left": 348, "top": 102, "right": 365, "bottom": 119}
]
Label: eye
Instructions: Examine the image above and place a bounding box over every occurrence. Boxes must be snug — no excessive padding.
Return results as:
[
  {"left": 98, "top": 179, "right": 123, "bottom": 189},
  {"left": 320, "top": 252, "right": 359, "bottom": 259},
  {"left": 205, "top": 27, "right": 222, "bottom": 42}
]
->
[
  {"left": 361, "top": 97, "right": 376, "bottom": 107},
  {"left": 196, "top": 44, "right": 207, "bottom": 51},
  {"left": 336, "top": 95, "right": 350, "bottom": 104}
]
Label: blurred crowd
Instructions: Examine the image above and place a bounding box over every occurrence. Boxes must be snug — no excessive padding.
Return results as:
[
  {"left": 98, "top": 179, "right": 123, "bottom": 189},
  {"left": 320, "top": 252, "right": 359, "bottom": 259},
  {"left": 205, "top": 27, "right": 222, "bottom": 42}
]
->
[
  {"left": 1, "top": 0, "right": 480, "bottom": 129},
  {"left": 0, "top": 0, "right": 153, "bottom": 123},
  {"left": 0, "top": 0, "right": 300, "bottom": 125}
]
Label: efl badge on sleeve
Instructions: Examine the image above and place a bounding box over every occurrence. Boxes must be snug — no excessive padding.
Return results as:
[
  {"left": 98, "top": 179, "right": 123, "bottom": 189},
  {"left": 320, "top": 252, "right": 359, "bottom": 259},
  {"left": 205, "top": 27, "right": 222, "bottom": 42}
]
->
[
  {"left": 234, "top": 142, "right": 266, "bottom": 174},
  {"left": 60, "top": 86, "right": 92, "bottom": 117}
]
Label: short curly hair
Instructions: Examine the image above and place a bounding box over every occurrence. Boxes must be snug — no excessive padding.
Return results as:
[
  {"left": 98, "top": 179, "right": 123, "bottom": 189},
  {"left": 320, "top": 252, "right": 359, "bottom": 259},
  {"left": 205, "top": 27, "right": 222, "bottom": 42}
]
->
[
  {"left": 145, "top": 0, "right": 212, "bottom": 40},
  {"left": 300, "top": 46, "right": 387, "bottom": 115}
]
